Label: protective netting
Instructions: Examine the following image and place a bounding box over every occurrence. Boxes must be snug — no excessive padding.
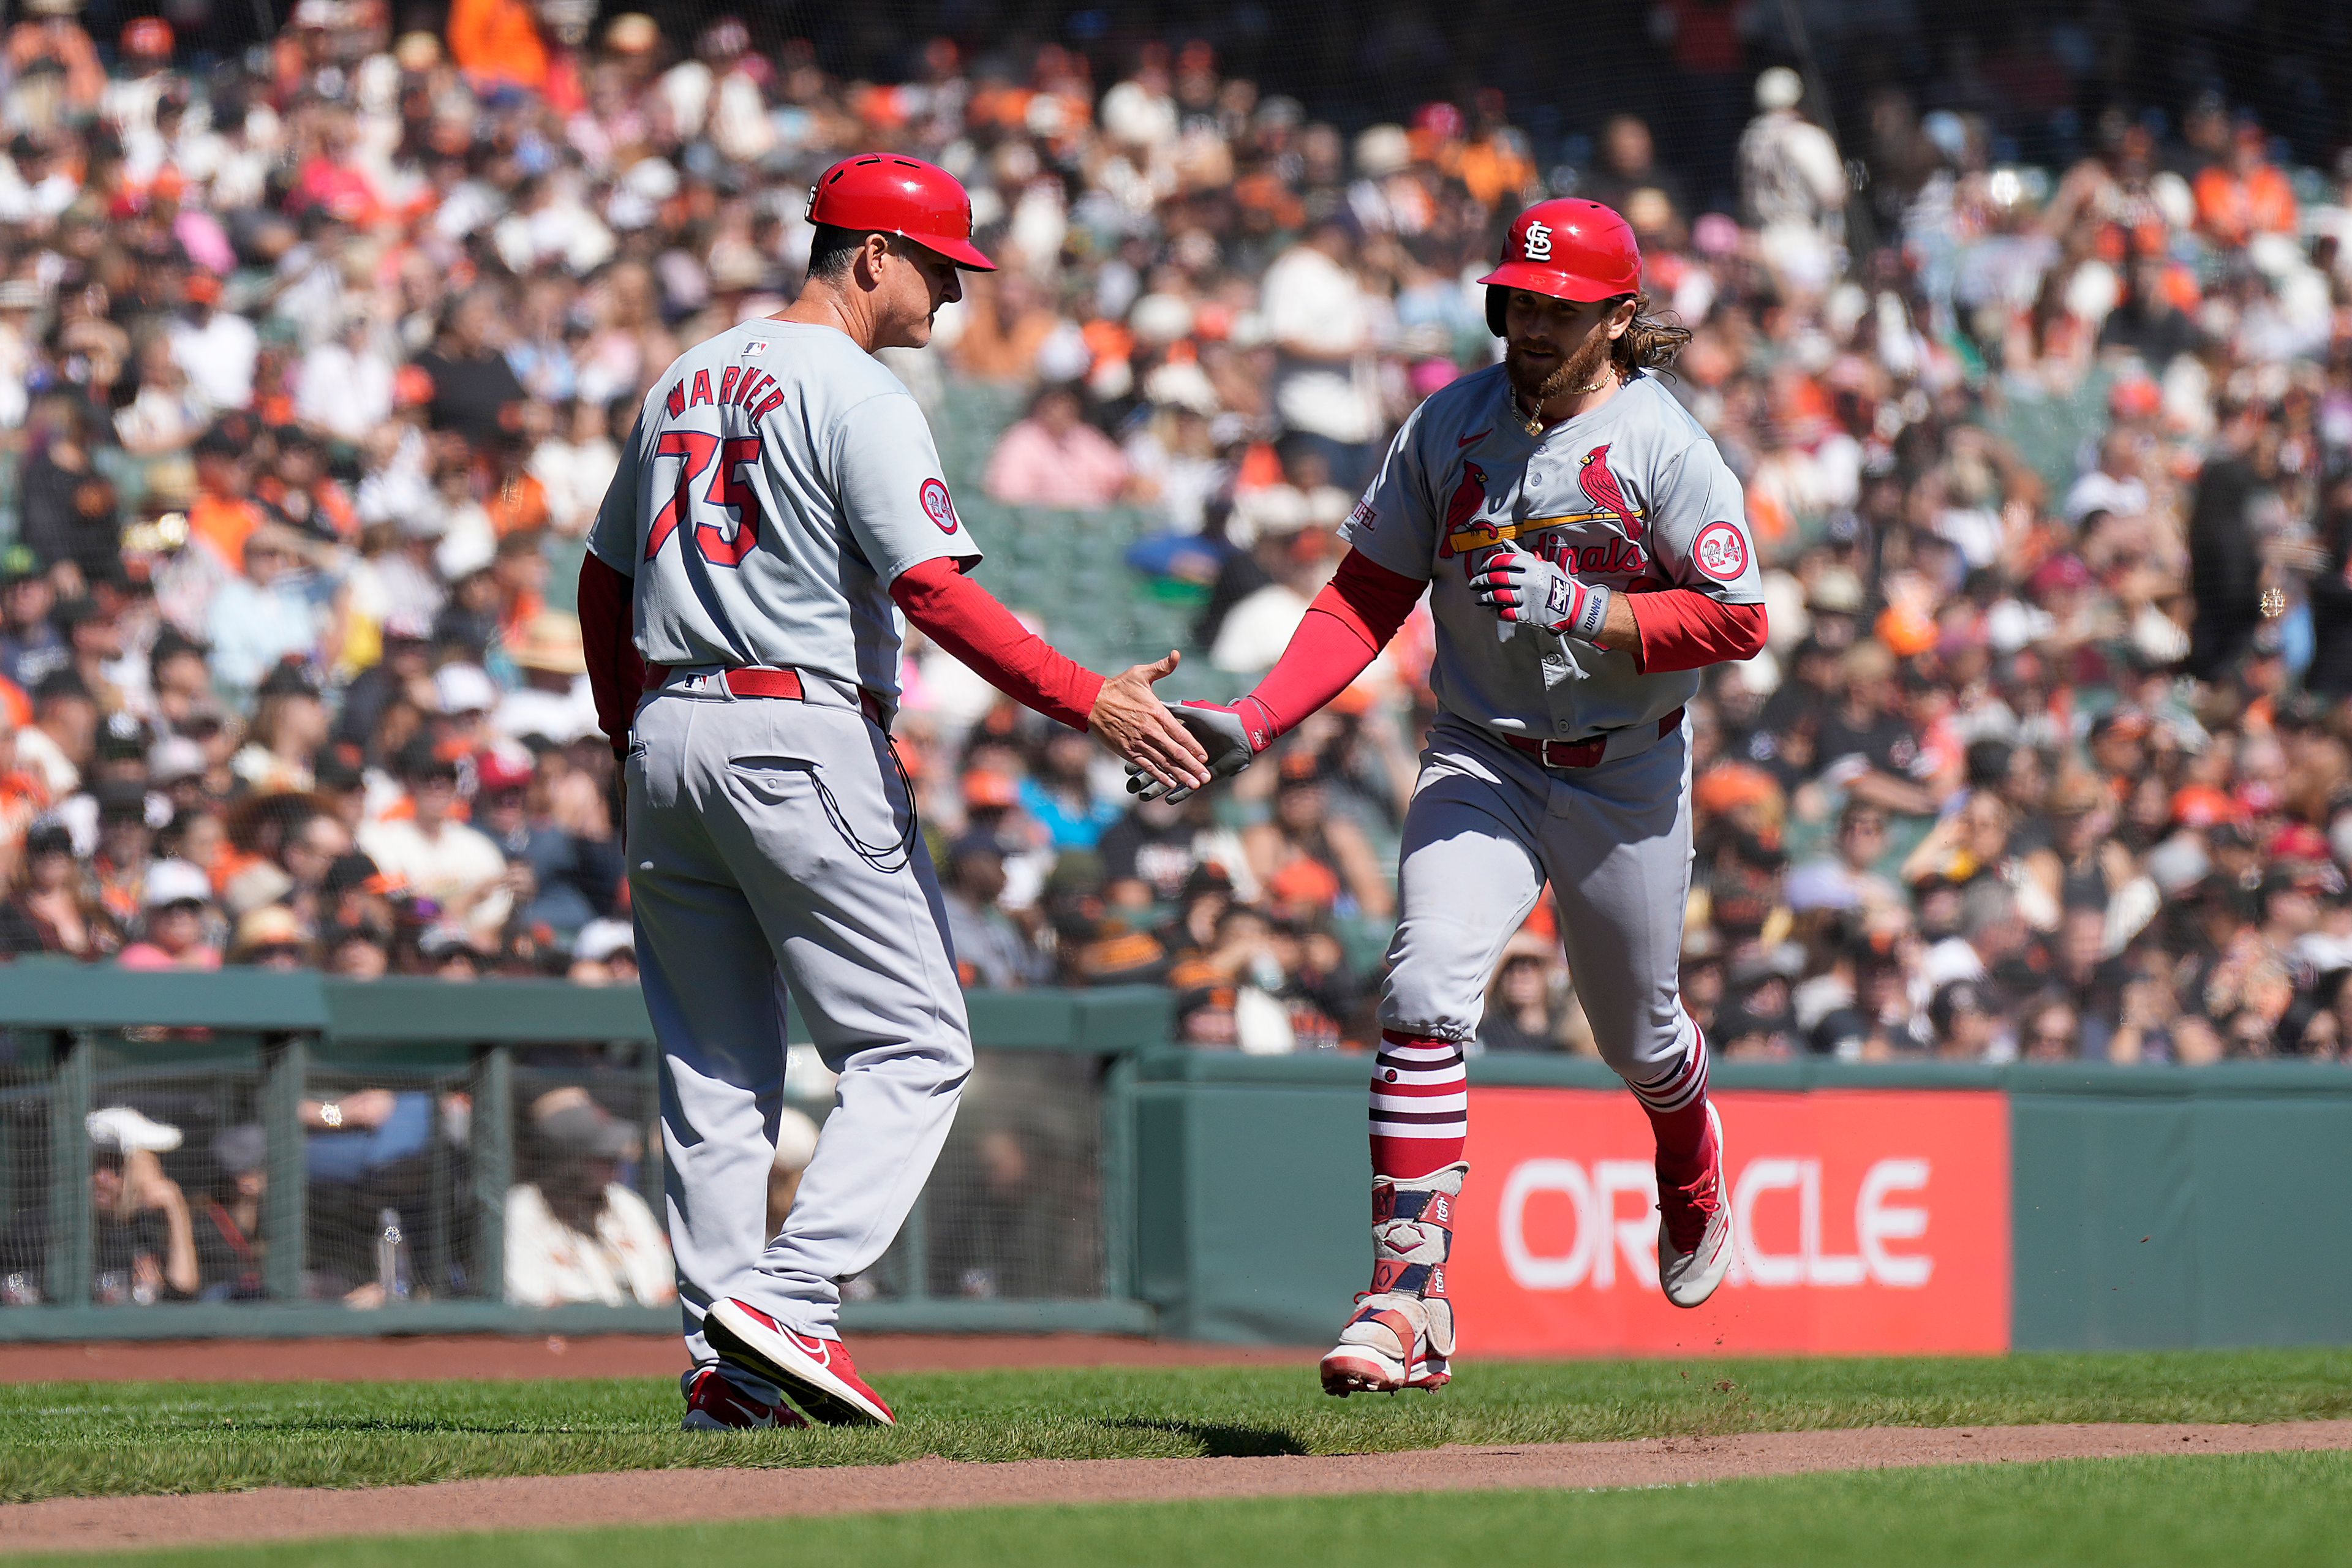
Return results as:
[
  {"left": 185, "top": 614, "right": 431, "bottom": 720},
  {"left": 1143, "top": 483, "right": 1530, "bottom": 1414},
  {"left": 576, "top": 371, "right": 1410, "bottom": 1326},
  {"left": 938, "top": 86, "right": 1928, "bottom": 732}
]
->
[{"left": 862, "top": 1047, "right": 1106, "bottom": 1302}]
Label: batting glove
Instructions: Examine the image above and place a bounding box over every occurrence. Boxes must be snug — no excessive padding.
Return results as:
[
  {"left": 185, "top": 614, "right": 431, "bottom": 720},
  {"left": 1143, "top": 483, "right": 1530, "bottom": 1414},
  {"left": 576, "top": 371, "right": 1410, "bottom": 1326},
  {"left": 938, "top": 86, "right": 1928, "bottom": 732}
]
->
[
  {"left": 1125, "top": 696, "right": 1273, "bottom": 803},
  {"left": 1469, "top": 548, "right": 1613, "bottom": 641}
]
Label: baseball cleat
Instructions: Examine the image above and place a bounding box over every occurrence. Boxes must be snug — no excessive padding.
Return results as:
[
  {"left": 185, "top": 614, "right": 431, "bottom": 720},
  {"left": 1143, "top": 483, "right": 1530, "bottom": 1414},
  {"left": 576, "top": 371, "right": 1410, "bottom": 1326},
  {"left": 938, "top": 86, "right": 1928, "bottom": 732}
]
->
[
  {"left": 1657, "top": 1102, "right": 1733, "bottom": 1308},
  {"left": 703, "top": 1297, "right": 897, "bottom": 1427},
  {"left": 1321, "top": 1294, "right": 1451, "bottom": 1395},
  {"left": 680, "top": 1365, "right": 807, "bottom": 1431},
  {"left": 1322, "top": 1161, "right": 1468, "bottom": 1396}
]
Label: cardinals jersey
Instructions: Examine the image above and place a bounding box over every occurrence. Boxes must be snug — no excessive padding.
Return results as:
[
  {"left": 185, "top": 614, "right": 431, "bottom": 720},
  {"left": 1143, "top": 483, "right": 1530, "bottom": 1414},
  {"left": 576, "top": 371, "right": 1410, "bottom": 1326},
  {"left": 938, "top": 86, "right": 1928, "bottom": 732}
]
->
[
  {"left": 1338, "top": 364, "right": 1761, "bottom": 741},
  {"left": 587, "top": 321, "right": 981, "bottom": 702}
]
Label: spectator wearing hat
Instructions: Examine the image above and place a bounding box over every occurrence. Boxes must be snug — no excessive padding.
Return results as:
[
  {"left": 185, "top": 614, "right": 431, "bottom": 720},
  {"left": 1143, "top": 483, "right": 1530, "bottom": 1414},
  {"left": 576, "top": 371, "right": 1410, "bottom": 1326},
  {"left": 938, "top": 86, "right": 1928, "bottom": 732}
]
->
[
  {"left": 431, "top": 662, "right": 500, "bottom": 755},
  {"left": 193, "top": 1123, "right": 268, "bottom": 1302},
  {"left": 941, "top": 838, "right": 1047, "bottom": 990},
  {"left": 473, "top": 745, "right": 618, "bottom": 935},
  {"left": 184, "top": 421, "right": 265, "bottom": 572},
  {"left": 492, "top": 609, "right": 598, "bottom": 745},
  {"left": 230, "top": 905, "right": 313, "bottom": 969},
  {"left": 117, "top": 855, "right": 221, "bottom": 970},
  {"left": 505, "top": 1088, "right": 674, "bottom": 1308},
  {"left": 359, "top": 742, "right": 509, "bottom": 945},
  {"left": 51, "top": 710, "right": 153, "bottom": 853},
  {"left": 17, "top": 667, "right": 95, "bottom": 799},
  {"left": 0, "top": 549, "right": 66, "bottom": 693},
  {"left": 89, "top": 776, "right": 159, "bottom": 927},
  {"left": 560, "top": 916, "right": 634, "bottom": 985},
  {"left": 320, "top": 850, "right": 396, "bottom": 935},
  {"left": 167, "top": 269, "right": 257, "bottom": 416},
  {"left": 1, "top": 1107, "right": 198, "bottom": 1306}
]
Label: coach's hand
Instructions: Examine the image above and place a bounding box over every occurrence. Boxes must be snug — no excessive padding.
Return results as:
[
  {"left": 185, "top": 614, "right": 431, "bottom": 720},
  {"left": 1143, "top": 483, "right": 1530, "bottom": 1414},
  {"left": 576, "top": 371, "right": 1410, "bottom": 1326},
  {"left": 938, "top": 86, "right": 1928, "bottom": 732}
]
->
[
  {"left": 1471, "top": 548, "right": 1613, "bottom": 641},
  {"left": 1091, "top": 650, "right": 1213, "bottom": 796},
  {"left": 1125, "top": 697, "right": 1272, "bottom": 803}
]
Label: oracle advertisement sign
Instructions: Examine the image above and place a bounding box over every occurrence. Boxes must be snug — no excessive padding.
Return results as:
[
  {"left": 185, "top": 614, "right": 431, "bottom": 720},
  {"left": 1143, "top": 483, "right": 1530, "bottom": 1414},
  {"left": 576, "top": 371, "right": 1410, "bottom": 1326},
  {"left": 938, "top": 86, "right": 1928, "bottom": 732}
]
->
[{"left": 1447, "top": 1089, "right": 2011, "bottom": 1355}]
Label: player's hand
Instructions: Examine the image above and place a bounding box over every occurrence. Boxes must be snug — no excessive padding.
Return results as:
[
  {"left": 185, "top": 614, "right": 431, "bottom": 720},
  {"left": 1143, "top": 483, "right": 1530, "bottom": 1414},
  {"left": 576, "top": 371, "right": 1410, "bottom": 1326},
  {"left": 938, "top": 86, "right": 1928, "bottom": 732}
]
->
[
  {"left": 1125, "top": 697, "right": 1272, "bottom": 803},
  {"left": 1469, "top": 548, "right": 1612, "bottom": 641},
  {"left": 1090, "top": 650, "right": 1213, "bottom": 796}
]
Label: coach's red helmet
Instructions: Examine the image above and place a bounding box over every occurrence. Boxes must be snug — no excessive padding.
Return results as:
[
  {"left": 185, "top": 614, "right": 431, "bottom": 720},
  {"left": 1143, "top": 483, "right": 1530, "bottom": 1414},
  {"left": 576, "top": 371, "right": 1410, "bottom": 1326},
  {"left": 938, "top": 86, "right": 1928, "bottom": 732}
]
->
[
  {"left": 1477, "top": 198, "right": 1641, "bottom": 335},
  {"left": 806, "top": 153, "right": 996, "bottom": 271}
]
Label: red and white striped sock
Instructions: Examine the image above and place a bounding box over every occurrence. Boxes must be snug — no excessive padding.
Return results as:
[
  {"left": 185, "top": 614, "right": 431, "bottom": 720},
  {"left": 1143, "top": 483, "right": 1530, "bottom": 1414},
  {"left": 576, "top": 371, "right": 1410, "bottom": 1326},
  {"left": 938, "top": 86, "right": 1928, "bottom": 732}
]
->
[
  {"left": 1628, "top": 1025, "right": 1712, "bottom": 1169},
  {"left": 1368, "top": 1031, "right": 1468, "bottom": 1180}
]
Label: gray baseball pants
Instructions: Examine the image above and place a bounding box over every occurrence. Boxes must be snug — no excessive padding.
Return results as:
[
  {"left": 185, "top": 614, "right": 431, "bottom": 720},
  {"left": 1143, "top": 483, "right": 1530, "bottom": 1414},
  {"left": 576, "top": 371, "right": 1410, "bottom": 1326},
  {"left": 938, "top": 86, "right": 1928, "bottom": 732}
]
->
[
  {"left": 625, "top": 669, "right": 970, "bottom": 1365},
  {"left": 1379, "top": 713, "right": 1699, "bottom": 1084}
]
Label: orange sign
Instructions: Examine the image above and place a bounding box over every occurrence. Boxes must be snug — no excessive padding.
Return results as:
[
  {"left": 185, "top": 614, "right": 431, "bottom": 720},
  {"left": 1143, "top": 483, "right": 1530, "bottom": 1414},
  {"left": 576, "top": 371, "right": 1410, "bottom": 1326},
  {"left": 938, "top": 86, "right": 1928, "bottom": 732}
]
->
[{"left": 1449, "top": 1089, "right": 2011, "bottom": 1355}]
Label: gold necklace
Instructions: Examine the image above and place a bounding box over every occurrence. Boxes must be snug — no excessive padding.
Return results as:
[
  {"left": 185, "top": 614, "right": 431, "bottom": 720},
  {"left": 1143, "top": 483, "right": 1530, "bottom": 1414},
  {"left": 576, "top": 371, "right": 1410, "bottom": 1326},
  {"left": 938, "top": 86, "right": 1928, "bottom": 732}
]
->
[{"left": 1517, "top": 385, "right": 1607, "bottom": 435}]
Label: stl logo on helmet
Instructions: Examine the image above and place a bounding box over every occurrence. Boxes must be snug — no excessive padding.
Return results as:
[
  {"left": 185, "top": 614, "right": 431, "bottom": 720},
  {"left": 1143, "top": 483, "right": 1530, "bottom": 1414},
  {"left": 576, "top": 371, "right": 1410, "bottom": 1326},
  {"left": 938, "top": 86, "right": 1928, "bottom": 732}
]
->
[{"left": 1522, "top": 221, "right": 1554, "bottom": 262}]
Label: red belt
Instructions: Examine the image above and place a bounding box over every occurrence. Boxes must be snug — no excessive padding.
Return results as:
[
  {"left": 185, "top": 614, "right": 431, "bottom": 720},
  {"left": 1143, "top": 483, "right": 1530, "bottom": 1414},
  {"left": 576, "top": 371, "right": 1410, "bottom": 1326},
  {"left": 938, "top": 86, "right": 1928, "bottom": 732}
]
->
[
  {"left": 644, "top": 664, "right": 889, "bottom": 728},
  {"left": 1502, "top": 707, "right": 1683, "bottom": 771}
]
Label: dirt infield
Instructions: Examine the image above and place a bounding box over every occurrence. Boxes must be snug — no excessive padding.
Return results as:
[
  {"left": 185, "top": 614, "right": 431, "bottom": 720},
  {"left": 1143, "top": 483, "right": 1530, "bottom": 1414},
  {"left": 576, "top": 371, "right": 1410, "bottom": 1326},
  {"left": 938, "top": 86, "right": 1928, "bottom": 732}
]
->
[
  {"left": 0, "top": 1333, "right": 1298, "bottom": 1384},
  {"left": 7, "top": 1421, "right": 2350, "bottom": 1555}
]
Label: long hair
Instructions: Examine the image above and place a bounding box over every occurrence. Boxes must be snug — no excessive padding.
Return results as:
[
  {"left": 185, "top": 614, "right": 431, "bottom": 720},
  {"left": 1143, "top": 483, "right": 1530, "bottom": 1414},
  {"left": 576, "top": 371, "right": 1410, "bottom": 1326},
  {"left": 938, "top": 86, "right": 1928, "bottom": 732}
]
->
[{"left": 1611, "top": 294, "right": 1693, "bottom": 376}]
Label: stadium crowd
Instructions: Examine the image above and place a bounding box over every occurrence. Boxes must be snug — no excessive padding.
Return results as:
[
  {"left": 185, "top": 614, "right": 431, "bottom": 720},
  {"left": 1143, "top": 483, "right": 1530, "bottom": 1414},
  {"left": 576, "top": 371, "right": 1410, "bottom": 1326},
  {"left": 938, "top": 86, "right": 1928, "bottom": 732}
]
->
[{"left": 2, "top": 0, "right": 2352, "bottom": 1077}]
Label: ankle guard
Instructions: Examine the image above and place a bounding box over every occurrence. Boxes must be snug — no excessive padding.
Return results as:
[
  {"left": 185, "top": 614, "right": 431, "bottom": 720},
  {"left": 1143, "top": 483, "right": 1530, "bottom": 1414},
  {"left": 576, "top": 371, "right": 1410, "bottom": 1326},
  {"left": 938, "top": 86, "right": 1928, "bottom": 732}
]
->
[{"left": 1366, "top": 1161, "right": 1467, "bottom": 1355}]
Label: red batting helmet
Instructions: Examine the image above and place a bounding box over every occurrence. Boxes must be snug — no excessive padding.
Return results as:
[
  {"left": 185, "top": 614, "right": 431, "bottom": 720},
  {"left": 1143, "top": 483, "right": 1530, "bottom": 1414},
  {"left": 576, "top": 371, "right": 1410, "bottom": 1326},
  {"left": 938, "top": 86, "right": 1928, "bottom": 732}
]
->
[
  {"left": 806, "top": 153, "right": 996, "bottom": 271},
  {"left": 1477, "top": 198, "right": 1642, "bottom": 335}
]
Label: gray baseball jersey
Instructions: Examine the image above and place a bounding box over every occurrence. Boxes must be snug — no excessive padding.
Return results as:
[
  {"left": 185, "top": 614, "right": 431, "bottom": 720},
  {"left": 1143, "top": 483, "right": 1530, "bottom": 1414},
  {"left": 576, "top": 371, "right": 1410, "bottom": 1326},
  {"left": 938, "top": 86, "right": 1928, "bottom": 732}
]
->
[
  {"left": 586, "top": 320, "right": 980, "bottom": 700},
  {"left": 1338, "top": 364, "right": 1761, "bottom": 742}
]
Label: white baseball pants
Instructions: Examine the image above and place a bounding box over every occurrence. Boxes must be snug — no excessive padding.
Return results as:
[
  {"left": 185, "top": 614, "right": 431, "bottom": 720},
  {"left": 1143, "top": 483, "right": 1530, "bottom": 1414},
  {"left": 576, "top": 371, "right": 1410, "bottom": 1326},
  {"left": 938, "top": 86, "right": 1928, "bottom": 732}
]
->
[
  {"left": 626, "top": 672, "right": 970, "bottom": 1359},
  {"left": 1379, "top": 714, "right": 1700, "bottom": 1085}
]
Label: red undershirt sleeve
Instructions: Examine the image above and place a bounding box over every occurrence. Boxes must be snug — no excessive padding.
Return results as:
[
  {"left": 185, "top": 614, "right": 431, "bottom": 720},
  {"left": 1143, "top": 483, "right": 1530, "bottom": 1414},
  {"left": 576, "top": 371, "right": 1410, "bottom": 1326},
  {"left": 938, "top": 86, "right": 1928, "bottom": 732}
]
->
[
  {"left": 891, "top": 556, "right": 1105, "bottom": 731},
  {"left": 1626, "top": 590, "right": 1768, "bottom": 674},
  {"left": 578, "top": 550, "right": 644, "bottom": 761},
  {"left": 1248, "top": 549, "right": 1426, "bottom": 737}
]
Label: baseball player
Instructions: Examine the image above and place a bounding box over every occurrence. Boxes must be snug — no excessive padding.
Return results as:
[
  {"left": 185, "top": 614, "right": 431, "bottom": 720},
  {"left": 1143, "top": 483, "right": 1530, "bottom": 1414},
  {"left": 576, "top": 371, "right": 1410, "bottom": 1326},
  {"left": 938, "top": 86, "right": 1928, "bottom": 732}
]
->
[
  {"left": 578, "top": 153, "right": 1210, "bottom": 1431},
  {"left": 1137, "top": 200, "right": 1766, "bottom": 1393}
]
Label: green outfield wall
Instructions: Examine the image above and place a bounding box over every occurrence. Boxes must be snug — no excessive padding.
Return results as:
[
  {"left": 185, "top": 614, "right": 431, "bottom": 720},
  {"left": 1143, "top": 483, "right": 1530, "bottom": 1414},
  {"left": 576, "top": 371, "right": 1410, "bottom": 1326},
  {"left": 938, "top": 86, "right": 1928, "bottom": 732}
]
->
[{"left": 0, "top": 970, "right": 2346, "bottom": 1350}]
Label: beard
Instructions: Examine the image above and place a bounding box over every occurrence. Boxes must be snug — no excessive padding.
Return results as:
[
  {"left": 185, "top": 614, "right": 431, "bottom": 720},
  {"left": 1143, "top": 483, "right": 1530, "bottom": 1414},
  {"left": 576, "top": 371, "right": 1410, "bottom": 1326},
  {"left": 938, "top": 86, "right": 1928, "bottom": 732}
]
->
[{"left": 1504, "top": 324, "right": 1615, "bottom": 406}]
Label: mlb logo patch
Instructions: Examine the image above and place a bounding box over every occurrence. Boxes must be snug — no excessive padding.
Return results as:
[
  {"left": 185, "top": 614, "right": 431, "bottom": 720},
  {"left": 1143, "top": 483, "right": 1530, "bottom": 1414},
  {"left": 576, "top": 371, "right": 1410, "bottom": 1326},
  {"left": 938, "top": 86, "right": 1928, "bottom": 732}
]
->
[{"left": 743, "top": 340, "right": 767, "bottom": 355}]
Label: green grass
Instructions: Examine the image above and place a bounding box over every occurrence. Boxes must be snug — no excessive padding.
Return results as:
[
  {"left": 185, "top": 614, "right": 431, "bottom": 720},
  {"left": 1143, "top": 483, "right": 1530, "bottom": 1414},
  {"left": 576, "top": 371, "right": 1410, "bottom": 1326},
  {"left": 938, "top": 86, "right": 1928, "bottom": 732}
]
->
[
  {"left": 4, "top": 1349, "right": 2350, "bottom": 1506},
  {"left": 20, "top": 1452, "right": 2352, "bottom": 1568}
]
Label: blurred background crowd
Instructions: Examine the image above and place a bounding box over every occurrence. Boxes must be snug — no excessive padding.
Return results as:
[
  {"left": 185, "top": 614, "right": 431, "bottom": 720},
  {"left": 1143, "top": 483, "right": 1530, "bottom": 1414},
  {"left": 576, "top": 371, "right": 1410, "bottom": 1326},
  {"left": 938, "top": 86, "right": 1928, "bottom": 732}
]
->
[{"left": 4, "top": 0, "right": 2352, "bottom": 1075}]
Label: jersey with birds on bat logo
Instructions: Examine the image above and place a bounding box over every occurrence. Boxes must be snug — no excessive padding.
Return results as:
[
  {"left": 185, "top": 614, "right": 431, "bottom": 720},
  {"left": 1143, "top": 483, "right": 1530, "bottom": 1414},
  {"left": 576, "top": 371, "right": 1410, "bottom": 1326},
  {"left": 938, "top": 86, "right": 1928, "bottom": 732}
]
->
[
  {"left": 1337, "top": 363, "right": 1760, "bottom": 742},
  {"left": 586, "top": 321, "right": 981, "bottom": 706}
]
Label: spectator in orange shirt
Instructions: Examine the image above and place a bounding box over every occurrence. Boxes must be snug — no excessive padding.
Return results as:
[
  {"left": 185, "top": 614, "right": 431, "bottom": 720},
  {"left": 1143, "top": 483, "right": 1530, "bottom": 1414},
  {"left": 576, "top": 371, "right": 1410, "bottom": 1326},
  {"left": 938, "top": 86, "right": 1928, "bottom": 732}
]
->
[
  {"left": 447, "top": 0, "right": 548, "bottom": 95},
  {"left": 187, "top": 422, "right": 264, "bottom": 570},
  {"left": 2194, "top": 124, "right": 2297, "bottom": 247}
]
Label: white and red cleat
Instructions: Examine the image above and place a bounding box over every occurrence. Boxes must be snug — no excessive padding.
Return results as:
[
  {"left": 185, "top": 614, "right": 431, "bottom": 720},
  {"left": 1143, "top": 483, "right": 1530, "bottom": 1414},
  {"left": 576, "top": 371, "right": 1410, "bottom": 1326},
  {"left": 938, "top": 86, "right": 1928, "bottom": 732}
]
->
[
  {"left": 1321, "top": 1162, "right": 1465, "bottom": 1396},
  {"left": 702, "top": 1297, "right": 897, "bottom": 1427},
  {"left": 1321, "top": 1292, "right": 1452, "bottom": 1395},
  {"left": 1657, "top": 1102, "right": 1733, "bottom": 1308},
  {"left": 680, "top": 1365, "right": 806, "bottom": 1431}
]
